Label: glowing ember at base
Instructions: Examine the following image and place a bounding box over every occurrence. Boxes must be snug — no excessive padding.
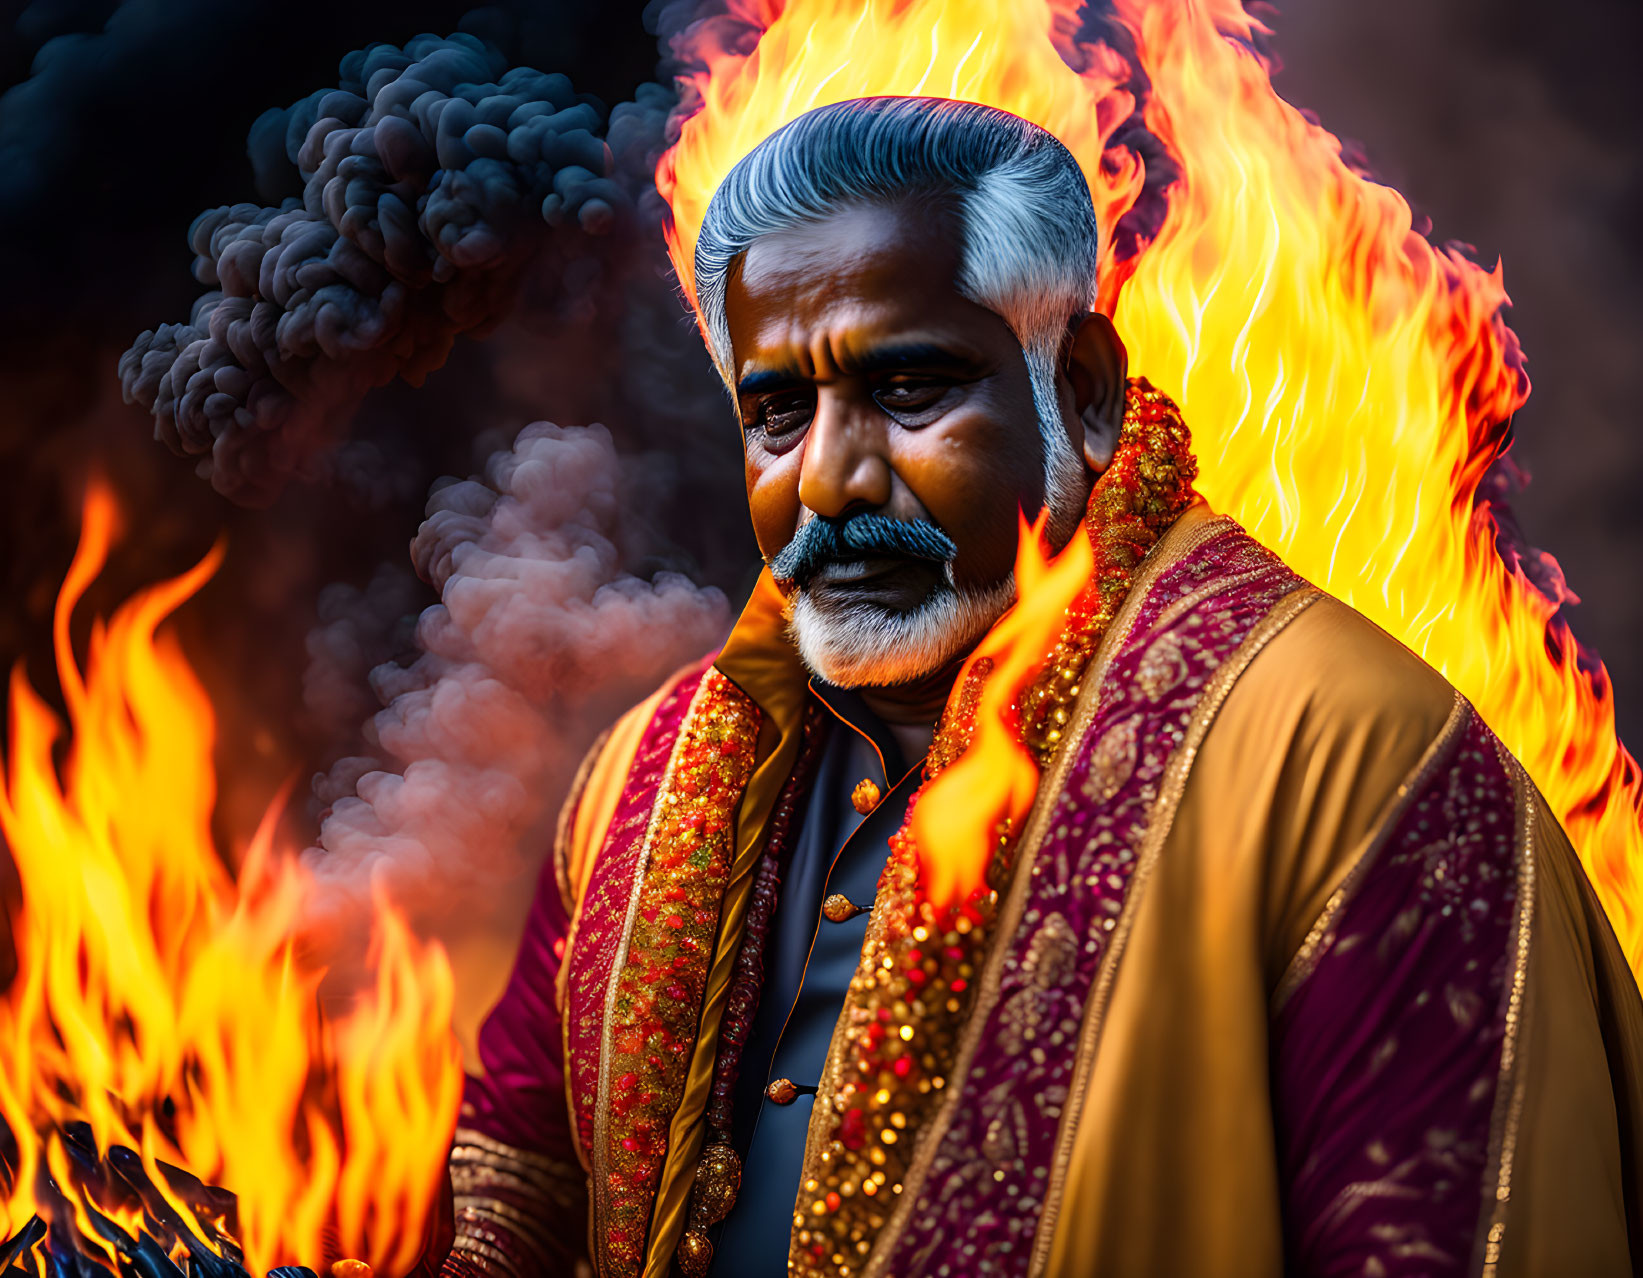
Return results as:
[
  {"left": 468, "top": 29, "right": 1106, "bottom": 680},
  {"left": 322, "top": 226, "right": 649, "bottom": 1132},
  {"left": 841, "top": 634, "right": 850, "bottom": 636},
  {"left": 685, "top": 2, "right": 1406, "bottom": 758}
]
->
[
  {"left": 0, "top": 484, "right": 462, "bottom": 1275},
  {"left": 0, "top": 1204, "right": 376, "bottom": 1278}
]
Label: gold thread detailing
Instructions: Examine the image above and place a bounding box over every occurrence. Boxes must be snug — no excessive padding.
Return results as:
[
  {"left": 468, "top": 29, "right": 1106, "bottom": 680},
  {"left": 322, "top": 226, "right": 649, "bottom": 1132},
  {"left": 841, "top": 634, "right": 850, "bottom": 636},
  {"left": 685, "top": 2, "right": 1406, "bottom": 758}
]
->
[
  {"left": 790, "top": 379, "right": 1199, "bottom": 1278},
  {"left": 556, "top": 725, "right": 614, "bottom": 917},
  {"left": 589, "top": 670, "right": 761, "bottom": 1278},
  {"left": 677, "top": 1143, "right": 742, "bottom": 1276},
  {"left": 1478, "top": 740, "right": 1537, "bottom": 1278},
  {"left": 449, "top": 1128, "right": 586, "bottom": 1274},
  {"left": 449, "top": 1129, "right": 583, "bottom": 1208},
  {"left": 451, "top": 1203, "right": 552, "bottom": 1275},
  {"left": 1027, "top": 585, "right": 1323, "bottom": 1277},
  {"left": 453, "top": 1126, "right": 585, "bottom": 1177},
  {"left": 829, "top": 490, "right": 1219, "bottom": 1278},
  {"left": 1271, "top": 691, "right": 1469, "bottom": 1014},
  {"left": 788, "top": 387, "right": 1202, "bottom": 1274},
  {"left": 851, "top": 778, "right": 882, "bottom": 815},
  {"left": 449, "top": 1234, "right": 526, "bottom": 1278},
  {"left": 857, "top": 666, "right": 1109, "bottom": 1278}
]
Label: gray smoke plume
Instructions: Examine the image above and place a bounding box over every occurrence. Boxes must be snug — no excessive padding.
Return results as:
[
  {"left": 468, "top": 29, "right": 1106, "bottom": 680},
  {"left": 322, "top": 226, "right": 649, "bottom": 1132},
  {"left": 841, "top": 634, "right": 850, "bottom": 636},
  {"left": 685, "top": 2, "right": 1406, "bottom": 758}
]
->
[
  {"left": 302, "top": 421, "right": 729, "bottom": 1017},
  {"left": 116, "top": 33, "right": 636, "bottom": 506}
]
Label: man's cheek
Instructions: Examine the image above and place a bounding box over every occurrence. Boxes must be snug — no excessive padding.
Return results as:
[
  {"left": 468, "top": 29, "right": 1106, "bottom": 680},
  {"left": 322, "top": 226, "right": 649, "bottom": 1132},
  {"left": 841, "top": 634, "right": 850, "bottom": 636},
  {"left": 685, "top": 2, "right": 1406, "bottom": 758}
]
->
[{"left": 746, "top": 468, "right": 803, "bottom": 556}]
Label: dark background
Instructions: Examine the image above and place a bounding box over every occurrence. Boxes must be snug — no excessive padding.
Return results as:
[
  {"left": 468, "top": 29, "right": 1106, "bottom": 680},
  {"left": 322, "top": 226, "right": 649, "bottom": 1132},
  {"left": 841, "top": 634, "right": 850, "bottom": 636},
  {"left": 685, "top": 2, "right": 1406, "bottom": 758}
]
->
[{"left": 0, "top": 0, "right": 1637, "bottom": 799}]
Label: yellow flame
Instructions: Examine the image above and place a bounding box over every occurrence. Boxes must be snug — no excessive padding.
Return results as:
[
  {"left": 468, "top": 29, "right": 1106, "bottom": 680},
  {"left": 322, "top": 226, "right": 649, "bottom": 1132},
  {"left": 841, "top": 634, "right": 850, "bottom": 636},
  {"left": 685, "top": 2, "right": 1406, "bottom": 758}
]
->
[
  {"left": 659, "top": 0, "right": 1643, "bottom": 972},
  {"left": 0, "top": 482, "right": 462, "bottom": 1274},
  {"left": 912, "top": 513, "right": 1094, "bottom": 908}
]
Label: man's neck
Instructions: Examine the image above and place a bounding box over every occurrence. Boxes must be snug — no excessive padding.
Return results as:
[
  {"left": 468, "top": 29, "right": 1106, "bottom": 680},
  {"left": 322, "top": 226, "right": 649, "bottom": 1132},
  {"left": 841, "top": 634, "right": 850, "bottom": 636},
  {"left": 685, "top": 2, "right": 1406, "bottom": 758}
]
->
[{"left": 857, "top": 661, "right": 964, "bottom": 763}]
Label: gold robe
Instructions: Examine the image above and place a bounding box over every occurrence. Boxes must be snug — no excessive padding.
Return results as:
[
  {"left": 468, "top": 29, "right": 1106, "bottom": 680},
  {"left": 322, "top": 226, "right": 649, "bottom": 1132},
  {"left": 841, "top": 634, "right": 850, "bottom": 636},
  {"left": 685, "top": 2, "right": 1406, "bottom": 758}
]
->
[{"left": 504, "top": 503, "right": 1643, "bottom": 1277}]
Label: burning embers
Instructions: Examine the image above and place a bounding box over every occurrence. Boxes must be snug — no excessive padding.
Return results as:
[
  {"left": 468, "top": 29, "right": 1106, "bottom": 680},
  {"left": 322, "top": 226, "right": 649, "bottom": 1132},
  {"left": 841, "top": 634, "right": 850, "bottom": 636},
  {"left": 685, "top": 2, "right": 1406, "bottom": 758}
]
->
[{"left": 0, "top": 486, "right": 461, "bottom": 1275}]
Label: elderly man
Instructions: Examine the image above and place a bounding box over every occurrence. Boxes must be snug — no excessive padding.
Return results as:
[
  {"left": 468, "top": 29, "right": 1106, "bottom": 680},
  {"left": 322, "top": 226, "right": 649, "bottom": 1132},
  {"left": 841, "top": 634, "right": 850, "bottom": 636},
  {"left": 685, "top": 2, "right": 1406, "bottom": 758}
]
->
[{"left": 437, "top": 98, "right": 1643, "bottom": 1278}]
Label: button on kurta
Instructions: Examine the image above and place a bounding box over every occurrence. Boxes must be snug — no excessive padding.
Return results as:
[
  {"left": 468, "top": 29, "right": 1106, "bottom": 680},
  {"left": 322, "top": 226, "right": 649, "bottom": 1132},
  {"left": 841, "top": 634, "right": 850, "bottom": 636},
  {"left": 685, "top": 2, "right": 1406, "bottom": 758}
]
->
[
  {"left": 765, "top": 1078, "right": 817, "bottom": 1105},
  {"left": 822, "top": 893, "right": 869, "bottom": 923}
]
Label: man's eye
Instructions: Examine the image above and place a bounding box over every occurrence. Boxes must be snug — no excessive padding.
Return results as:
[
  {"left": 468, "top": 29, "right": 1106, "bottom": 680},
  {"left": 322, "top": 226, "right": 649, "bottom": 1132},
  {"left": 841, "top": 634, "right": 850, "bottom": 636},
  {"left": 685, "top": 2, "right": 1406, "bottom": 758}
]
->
[
  {"left": 749, "top": 394, "right": 814, "bottom": 440},
  {"left": 874, "top": 380, "right": 949, "bottom": 414}
]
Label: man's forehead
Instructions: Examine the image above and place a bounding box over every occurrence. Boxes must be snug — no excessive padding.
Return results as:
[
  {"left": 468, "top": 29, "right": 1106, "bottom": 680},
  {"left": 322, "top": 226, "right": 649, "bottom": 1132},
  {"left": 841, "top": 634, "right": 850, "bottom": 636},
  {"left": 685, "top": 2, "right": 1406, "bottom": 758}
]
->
[{"left": 726, "top": 202, "right": 998, "bottom": 382}]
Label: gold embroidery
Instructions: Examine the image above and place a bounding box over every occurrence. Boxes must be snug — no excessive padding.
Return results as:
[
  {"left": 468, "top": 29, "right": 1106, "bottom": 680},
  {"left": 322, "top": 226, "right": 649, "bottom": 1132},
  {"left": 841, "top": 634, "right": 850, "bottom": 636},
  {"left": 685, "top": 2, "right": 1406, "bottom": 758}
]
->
[
  {"left": 1080, "top": 714, "right": 1140, "bottom": 805},
  {"left": 453, "top": 1126, "right": 585, "bottom": 1177},
  {"left": 450, "top": 1233, "right": 526, "bottom": 1278},
  {"left": 1028, "top": 584, "right": 1323, "bottom": 1277},
  {"left": 797, "top": 386, "right": 1201, "bottom": 1278},
  {"left": 1477, "top": 744, "right": 1536, "bottom": 1277},
  {"left": 1134, "top": 631, "right": 1189, "bottom": 702},
  {"left": 589, "top": 671, "right": 761, "bottom": 1278}
]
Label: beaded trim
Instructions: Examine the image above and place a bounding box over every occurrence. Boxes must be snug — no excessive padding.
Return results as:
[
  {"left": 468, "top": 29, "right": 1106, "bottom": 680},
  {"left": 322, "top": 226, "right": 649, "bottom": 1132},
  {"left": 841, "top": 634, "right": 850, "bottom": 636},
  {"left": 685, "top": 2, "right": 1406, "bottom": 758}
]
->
[
  {"left": 591, "top": 669, "right": 762, "bottom": 1276},
  {"left": 566, "top": 668, "right": 704, "bottom": 1170},
  {"left": 677, "top": 704, "right": 831, "bottom": 1274}
]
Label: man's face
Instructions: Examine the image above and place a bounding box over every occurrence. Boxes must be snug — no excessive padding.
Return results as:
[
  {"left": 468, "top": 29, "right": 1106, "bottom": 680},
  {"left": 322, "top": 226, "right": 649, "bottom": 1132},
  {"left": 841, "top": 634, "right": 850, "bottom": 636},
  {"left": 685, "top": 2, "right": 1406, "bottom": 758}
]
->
[{"left": 724, "top": 199, "right": 1088, "bottom": 687}]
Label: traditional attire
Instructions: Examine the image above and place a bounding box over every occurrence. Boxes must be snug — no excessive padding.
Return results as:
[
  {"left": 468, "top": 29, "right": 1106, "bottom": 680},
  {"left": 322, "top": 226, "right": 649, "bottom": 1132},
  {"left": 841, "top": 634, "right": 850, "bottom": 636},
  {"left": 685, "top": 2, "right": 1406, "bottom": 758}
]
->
[{"left": 439, "top": 503, "right": 1643, "bottom": 1278}]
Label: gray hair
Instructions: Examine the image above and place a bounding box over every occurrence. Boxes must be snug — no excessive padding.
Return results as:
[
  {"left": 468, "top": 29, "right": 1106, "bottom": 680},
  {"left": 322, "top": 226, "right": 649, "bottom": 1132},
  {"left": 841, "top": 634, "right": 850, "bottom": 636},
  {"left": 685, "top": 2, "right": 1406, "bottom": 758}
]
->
[{"left": 692, "top": 97, "right": 1101, "bottom": 524}]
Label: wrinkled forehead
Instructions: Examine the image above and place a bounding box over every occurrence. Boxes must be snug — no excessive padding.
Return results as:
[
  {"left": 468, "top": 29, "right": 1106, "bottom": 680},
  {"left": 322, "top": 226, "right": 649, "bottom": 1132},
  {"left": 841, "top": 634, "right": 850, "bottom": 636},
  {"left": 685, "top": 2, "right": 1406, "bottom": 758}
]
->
[{"left": 724, "top": 201, "right": 1007, "bottom": 378}]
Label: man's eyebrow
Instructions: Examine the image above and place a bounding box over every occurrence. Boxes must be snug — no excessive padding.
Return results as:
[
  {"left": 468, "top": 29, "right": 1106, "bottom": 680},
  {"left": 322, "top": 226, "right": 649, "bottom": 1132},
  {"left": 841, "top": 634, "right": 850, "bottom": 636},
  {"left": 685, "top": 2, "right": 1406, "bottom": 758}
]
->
[
  {"left": 736, "top": 366, "right": 804, "bottom": 396},
  {"left": 845, "top": 343, "right": 985, "bottom": 376},
  {"left": 737, "top": 344, "right": 983, "bottom": 395}
]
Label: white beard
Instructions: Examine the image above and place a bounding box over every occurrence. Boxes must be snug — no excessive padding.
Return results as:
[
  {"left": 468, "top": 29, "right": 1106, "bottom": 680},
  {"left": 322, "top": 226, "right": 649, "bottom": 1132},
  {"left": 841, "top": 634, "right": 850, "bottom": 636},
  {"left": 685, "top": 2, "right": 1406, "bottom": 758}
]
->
[{"left": 788, "top": 566, "right": 1018, "bottom": 688}]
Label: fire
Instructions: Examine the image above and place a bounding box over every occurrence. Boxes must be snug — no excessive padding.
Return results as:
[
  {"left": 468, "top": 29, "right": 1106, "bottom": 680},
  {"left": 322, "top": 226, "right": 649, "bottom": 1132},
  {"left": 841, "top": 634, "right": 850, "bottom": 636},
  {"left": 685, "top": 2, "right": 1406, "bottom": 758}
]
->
[
  {"left": 657, "top": 0, "right": 1144, "bottom": 309},
  {"left": 657, "top": 0, "right": 1643, "bottom": 972},
  {"left": 912, "top": 514, "right": 1093, "bottom": 908},
  {"left": 0, "top": 484, "right": 462, "bottom": 1274}
]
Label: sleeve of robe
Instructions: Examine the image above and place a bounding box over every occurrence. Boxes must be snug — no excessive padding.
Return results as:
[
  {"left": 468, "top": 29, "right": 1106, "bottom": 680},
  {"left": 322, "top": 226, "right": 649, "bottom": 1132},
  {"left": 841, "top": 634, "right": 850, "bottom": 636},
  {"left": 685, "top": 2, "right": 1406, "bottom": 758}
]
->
[
  {"left": 1254, "top": 603, "right": 1643, "bottom": 1277},
  {"left": 1043, "top": 593, "right": 1643, "bottom": 1278},
  {"left": 439, "top": 699, "right": 655, "bottom": 1278}
]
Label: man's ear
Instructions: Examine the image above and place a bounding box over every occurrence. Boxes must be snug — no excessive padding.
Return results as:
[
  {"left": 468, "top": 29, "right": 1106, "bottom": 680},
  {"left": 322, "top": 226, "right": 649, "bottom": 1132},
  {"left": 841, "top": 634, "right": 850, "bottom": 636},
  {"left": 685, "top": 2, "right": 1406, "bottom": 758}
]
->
[{"left": 1063, "top": 313, "right": 1129, "bottom": 473}]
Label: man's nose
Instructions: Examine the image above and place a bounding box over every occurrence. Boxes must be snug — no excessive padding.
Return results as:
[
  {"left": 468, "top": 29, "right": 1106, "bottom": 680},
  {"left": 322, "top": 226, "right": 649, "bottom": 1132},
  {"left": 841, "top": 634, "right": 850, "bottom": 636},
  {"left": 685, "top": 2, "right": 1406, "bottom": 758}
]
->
[{"left": 797, "top": 389, "right": 893, "bottom": 519}]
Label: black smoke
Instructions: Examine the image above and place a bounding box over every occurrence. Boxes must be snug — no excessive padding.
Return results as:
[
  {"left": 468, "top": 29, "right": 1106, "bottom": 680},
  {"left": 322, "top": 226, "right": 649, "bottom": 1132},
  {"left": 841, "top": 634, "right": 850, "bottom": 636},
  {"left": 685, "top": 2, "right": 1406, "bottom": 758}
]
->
[{"left": 117, "top": 34, "right": 635, "bottom": 504}]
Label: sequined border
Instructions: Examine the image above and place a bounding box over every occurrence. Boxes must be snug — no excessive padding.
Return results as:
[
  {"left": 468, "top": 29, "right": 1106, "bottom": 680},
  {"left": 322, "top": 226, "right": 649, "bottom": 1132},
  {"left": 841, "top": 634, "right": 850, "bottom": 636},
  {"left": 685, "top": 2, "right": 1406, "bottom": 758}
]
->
[
  {"left": 1477, "top": 741, "right": 1537, "bottom": 1277},
  {"left": 564, "top": 667, "right": 705, "bottom": 1173},
  {"left": 590, "top": 669, "right": 761, "bottom": 1278},
  {"left": 1027, "top": 583, "right": 1320, "bottom": 1277}
]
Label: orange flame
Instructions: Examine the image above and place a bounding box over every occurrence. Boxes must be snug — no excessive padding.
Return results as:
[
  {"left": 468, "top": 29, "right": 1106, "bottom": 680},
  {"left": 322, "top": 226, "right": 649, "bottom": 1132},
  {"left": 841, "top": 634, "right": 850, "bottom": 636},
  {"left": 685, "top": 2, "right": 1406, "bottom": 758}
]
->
[
  {"left": 658, "top": 0, "right": 1643, "bottom": 972},
  {"left": 911, "top": 513, "right": 1093, "bottom": 909},
  {"left": 0, "top": 483, "right": 462, "bottom": 1275}
]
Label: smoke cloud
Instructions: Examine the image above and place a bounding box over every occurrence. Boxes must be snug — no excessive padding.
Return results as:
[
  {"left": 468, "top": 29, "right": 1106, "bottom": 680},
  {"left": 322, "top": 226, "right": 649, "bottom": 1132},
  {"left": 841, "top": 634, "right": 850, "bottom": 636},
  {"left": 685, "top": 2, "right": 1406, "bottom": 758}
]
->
[
  {"left": 117, "top": 34, "right": 638, "bottom": 506},
  {"left": 301, "top": 421, "right": 729, "bottom": 1021}
]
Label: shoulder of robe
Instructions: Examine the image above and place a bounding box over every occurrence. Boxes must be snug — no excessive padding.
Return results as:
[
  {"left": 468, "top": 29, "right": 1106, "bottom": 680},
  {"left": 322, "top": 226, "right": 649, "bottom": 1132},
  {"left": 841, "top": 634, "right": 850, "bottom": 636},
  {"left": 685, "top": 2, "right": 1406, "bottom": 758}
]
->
[
  {"left": 1175, "top": 590, "right": 1460, "bottom": 985},
  {"left": 552, "top": 660, "right": 712, "bottom": 918}
]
